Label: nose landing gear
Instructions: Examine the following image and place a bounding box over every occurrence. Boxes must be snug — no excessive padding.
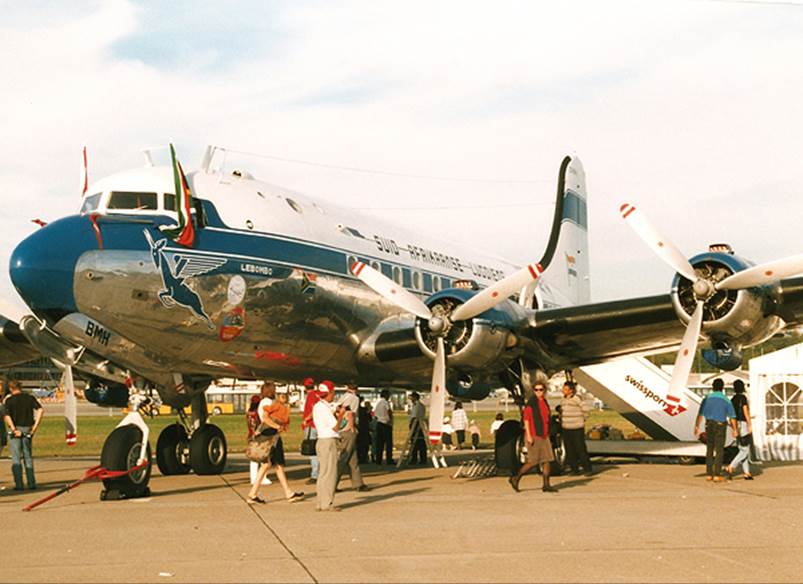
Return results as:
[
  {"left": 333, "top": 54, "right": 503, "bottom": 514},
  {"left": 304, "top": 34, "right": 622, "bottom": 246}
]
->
[{"left": 99, "top": 394, "right": 153, "bottom": 500}]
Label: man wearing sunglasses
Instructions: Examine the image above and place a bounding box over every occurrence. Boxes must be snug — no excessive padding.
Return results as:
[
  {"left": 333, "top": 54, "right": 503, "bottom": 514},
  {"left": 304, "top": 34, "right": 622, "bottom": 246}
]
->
[{"left": 509, "top": 383, "right": 557, "bottom": 493}]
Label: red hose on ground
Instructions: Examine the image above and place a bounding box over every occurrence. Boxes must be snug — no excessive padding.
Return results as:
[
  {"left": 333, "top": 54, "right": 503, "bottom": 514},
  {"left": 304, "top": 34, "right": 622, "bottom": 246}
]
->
[{"left": 22, "top": 462, "right": 150, "bottom": 512}]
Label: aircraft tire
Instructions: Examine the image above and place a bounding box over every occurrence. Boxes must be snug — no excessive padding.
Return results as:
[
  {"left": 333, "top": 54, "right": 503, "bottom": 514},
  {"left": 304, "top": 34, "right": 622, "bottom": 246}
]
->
[
  {"left": 156, "top": 424, "right": 191, "bottom": 475},
  {"left": 189, "top": 424, "right": 227, "bottom": 475},
  {"left": 100, "top": 425, "right": 152, "bottom": 499},
  {"left": 494, "top": 420, "right": 523, "bottom": 472}
]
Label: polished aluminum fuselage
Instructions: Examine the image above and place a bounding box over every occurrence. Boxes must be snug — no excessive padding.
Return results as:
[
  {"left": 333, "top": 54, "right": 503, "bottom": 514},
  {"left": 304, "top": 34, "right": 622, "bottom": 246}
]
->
[{"left": 35, "top": 166, "right": 568, "bottom": 405}]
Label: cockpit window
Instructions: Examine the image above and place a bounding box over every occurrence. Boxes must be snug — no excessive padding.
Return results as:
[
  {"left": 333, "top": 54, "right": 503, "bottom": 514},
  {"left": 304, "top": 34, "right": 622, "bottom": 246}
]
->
[
  {"left": 80, "top": 193, "right": 102, "bottom": 214},
  {"left": 164, "top": 193, "right": 176, "bottom": 211},
  {"left": 107, "top": 191, "right": 158, "bottom": 211}
]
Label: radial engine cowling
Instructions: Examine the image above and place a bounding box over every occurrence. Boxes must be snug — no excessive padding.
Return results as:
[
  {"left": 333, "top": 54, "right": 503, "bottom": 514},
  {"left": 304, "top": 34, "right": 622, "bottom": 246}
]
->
[
  {"left": 671, "top": 251, "right": 784, "bottom": 350},
  {"left": 414, "top": 289, "right": 528, "bottom": 372}
]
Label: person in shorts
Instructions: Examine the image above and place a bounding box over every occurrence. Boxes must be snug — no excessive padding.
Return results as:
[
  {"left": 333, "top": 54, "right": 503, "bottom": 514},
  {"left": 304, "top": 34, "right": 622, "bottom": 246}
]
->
[{"left": 509, "top": 383, "right": 557, "bottom": 493}]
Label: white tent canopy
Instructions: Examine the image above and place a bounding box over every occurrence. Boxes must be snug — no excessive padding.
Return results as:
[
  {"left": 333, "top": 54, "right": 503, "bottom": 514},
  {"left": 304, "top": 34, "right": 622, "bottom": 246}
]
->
[{"left": 749, "top": 343, "right": 803, "bottom": 461}]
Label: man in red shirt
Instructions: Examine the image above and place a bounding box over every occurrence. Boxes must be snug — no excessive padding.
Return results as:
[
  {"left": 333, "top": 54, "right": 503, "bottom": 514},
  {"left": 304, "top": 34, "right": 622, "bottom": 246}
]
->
[{"left": 509, "top": 383, "right": 557, "bottom": 493}]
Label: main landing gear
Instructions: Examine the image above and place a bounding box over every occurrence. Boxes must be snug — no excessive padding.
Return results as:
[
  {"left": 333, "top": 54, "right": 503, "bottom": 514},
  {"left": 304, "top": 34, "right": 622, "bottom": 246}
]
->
[
  {"left": 155, "top": 391, "right": 227, "bottom": 477},
  {"left": 99, "top": 391, "right": 228, "bottom": 500},
  {"left": 493, "top": 362, "right": 565, "bottom": 475}
]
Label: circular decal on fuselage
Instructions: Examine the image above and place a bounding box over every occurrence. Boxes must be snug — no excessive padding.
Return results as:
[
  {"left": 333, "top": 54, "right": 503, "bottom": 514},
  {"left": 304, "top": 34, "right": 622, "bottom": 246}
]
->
[{"left": 227, "top": 275, "right": 246, "bottom": 306}]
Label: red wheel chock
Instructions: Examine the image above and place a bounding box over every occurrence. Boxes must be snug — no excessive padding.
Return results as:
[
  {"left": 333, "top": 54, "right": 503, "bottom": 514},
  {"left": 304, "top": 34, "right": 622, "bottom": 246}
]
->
[{"left": 22, "top": 462, "right": 150, "bottom": 512}]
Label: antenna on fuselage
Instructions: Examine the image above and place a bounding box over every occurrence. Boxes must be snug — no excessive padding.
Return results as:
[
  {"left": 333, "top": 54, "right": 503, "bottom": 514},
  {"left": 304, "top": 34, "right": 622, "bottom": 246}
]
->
[
  {"left": 140, "top": 145, "right": 170, "bottom": 167},
  {"left": 200, "top": 145, "right": 217, "bottom": 173}
]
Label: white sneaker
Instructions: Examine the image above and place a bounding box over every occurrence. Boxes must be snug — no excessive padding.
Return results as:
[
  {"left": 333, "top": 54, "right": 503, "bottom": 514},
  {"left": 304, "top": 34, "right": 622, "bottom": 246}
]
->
[
  {"left": 439, "top": 456, "right": 447, "bottom": 468},
  {"left": 432, "top": 456, "right": 439, "bottom": 468}
]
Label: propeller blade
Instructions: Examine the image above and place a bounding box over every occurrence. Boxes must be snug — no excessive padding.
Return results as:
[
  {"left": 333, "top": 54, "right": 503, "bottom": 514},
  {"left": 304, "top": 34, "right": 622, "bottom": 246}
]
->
[
  {"left": 620, "top": 203, "right": 698, "bottom": 282},
  {"left": 62, "top": 365, "right": 77, "bottom": 446},
  {"left": 427, "top": 337, "right": 446, "bottom": 444},
  {"left": 451, "top": 263, "right": 543, "bottom": 322},
  {"left": 716, "top": 253, "right": 803, "bottom": 290},
  {"left": 351, "top": 261, "right": 432, "bottom": 319},
  {"left": 666, "top": 300, "right": 704, "bottom": 408}
]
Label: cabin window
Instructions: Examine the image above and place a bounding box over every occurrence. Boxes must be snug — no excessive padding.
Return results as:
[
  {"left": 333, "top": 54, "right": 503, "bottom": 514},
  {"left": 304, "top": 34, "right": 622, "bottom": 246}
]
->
[
  {"left": 370, "top": 260, "right": 381, "bottom": 271},
  {"left": 347, "top": 255, "right": 358, "bottom": 273},
  {"left": 433, "top": 276, "right": 441, "bottom": 292},
  {"left": 412, "top": 271, "right": 422, "bottom": 290},
  {"left": 107, "top": 191, "right": 158, "bottom": 211},
  {"left": 164, "top": 193, "right": 176, "bottom": 211},
  {"left": 423, "top": 273, "right": 433, "bottom": 293},
  {"left": 392, "top": 266, "right": 403, "bottom": 285},
  {"left": 80, "top": 193, "right": 102, "bottom": 214}
]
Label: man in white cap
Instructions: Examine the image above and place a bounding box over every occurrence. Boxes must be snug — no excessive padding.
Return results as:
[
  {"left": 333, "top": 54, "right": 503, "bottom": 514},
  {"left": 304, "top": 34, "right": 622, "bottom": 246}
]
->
[{"left": 313, "top": 380, "right": 343, "bottom": 511}]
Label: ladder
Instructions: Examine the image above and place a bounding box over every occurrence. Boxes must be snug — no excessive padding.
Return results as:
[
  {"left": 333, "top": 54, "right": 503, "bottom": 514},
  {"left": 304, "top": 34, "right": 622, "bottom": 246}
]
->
[{"left": 397, "top": 418, "right": 446, "bottom": 468}]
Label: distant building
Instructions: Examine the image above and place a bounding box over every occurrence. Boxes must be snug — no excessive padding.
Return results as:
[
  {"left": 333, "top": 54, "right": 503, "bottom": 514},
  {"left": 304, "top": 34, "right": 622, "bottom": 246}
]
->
[{"left": 0, "top": 357, "right": 67, "bottom": 390}]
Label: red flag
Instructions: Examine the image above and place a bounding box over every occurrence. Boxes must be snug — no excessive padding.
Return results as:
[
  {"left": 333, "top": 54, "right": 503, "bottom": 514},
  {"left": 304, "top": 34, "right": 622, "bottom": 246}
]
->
[{"left": 80, "top": 146, "right": 88, "bottom": 197}]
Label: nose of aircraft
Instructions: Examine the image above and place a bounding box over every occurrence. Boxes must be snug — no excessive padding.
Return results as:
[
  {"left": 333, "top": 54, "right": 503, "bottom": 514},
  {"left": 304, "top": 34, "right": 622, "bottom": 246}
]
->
[{"left": 9, "top": 215, "right": 99, "bottom": 322}]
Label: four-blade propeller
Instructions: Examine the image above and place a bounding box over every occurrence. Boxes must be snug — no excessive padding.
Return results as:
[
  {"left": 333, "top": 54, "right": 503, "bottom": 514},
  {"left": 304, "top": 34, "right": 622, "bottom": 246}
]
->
[
  {"left": 350, "top": 261, "right": 542, "bottom": 443},
  {"left": 621, "top": 203, "right": 803, "bottom": 407}
]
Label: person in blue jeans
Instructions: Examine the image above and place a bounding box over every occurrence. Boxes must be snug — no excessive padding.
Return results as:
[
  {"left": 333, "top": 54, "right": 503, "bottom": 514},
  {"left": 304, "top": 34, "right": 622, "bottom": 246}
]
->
[
  {"left": 725, "top": 380, "right": 755, "bottom": 480},
  {"left": 3, "top": 380, "right": 44, "bottom": 490},
  {"left": 694, "top": 378, "right": 737, "bottom": 483}
]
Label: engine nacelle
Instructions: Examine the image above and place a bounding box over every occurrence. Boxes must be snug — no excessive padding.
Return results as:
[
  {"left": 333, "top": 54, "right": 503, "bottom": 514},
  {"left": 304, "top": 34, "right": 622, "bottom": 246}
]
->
[
  {"left": 84, "top": 380, "right": 130, "bottom": 408},
  {"left": 414, "top": 289, "right": 528, "bottom": 372},
  {"left": 445, "top": 374, "right": 495, "bottom": 401},
  {"left": 671, "top": 250, "right": 784, "bottom": 352}
]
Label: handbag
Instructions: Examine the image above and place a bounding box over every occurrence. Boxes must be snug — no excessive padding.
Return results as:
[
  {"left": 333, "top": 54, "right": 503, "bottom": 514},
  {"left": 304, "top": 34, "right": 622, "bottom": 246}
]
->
[
  {"left": 300, "top": 437, "right": 317, "bottom": 456},
  {"left": 738, "top": 433, "right": 753, "bottom": 447},
  {"left": 245, "top": 424, "right": 276, "bottom": 463}
]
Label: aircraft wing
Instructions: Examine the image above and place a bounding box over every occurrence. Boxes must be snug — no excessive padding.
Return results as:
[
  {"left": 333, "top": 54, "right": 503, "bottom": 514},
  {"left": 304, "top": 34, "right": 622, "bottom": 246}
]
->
[
  {"left": 529, "top": 275, "right": 803, "bottom": 369},
  {"left": 0, "top": 315, "right": 41, "bottom": 367},
  {"left": 529, "top": 294, "right": 685, "bottom": 368}
]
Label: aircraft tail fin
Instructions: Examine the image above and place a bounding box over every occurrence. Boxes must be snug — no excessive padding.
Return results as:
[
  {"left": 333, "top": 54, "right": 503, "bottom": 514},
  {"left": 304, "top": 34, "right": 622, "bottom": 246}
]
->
[{"left": 537, "top": 156, "right": 590, "bottom": 306}]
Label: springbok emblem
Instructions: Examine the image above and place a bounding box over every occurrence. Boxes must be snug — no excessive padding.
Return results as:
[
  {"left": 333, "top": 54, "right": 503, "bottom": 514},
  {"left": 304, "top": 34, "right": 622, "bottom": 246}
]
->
[{"left": 143, "top": 229, "right": 226, "bottom": 329}]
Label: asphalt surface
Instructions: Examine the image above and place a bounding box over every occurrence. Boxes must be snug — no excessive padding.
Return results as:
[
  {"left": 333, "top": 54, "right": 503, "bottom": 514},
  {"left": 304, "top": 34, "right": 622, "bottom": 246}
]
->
[{"left": 1, "top": 453, "right": 801, "bottom": 583}]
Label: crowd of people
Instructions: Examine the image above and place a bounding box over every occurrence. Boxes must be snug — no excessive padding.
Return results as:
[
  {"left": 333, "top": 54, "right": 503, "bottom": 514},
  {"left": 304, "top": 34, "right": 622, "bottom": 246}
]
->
[{"left": 0, "top": 371, "right": 757, "bottom": 504}]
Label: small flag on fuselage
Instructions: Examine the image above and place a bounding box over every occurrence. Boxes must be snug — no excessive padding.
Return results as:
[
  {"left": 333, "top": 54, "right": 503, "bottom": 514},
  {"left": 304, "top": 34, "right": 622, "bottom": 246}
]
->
[{"left": 159, "top": 143, "right": 195, "bottom": 247}]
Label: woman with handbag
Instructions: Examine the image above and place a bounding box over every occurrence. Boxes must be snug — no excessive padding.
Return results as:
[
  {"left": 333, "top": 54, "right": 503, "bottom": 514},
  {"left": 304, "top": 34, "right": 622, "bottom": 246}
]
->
[
  {"left": 725, "top": 380, "right": 755, "bottom": 480},
  {"left": 246, "top": 395, "right": 272, "bottom": 487},
  {"left": 247, "top": 383, "right": 304, "bottom": 504}
]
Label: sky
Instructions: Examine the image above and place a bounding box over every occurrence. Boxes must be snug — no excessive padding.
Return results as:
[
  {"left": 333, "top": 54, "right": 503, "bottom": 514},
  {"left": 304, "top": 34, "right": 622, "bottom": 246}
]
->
[{"left": 2, "top": 0, "right": 803, "bottom": 316}]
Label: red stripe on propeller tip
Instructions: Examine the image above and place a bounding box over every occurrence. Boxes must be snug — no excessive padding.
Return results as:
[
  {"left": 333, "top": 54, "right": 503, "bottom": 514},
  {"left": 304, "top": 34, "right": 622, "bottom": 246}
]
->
[
  {"left": 527, "top": 264, "right": 542, "bottom": 279},
  {"left": 621, "top": 204, "right": 635, "bottom": 218},
  {"left": 352, "top": 262, "right": 364, "bottom": 276}
]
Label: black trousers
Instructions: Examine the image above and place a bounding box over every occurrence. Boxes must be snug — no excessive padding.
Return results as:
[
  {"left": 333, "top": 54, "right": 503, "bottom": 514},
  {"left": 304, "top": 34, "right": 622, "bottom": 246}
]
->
[
  {"left": 455, "top": 429, "right": 466, "bottom": 447},
  {"left": 562, "top": 427, "right": 591, "bottom": 472},
  {"left": 410, "top": 428, "right": 427, "bottom": 464},
  {"left": 357, "top": 430, "right": 371, "bottom": 463},
  {"left": 375, "top": 422, "right": 394, "bottom": 464},
  {"left": 705, "top": 420, "right": 727, "bottom": 477}
]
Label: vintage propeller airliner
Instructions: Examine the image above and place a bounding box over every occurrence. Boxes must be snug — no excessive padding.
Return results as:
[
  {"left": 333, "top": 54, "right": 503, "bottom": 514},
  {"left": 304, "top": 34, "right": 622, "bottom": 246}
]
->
[{"left": 2, "top": 144, "right": 803, "bottom": 499}]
